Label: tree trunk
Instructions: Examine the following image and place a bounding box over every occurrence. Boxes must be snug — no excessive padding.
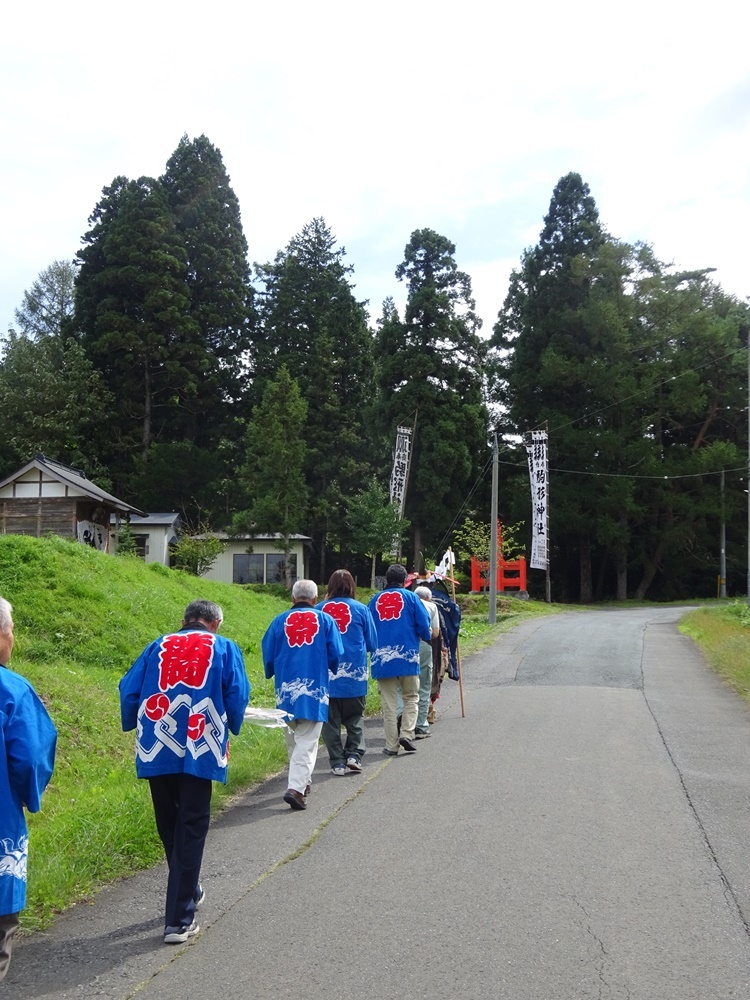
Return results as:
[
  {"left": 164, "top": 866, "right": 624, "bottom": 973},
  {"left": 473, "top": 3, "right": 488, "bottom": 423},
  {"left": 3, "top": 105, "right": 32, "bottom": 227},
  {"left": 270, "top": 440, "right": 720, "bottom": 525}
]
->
[
  {"left": 142, "top": 362, "right": 152, "bottom": 461},
  {"left": 318, "top": 531, "right": 326, "bottom": 583},
  {"left": 633, "top": 510, "right": 674, "bottom": 600},
  {"left": 692, "top": 402, "right": 718, "bottom": 451},
  {"left": 412, "top": 524, "right": 422, "bottom": 571},
  {"left": 594, "top": 553, "right": 607, "bottom": 602},
  {"left": 616, "top": 513, "right": 628, "bottom": 601},
  {"left": 283, "top": 522, "right": 292, "bottom": 590},
  {"left": 370, "top": 553, "right": 377, "bottom": 590},
  {"left": 579, "top": 534, "right": 593, "bottom": 604}
]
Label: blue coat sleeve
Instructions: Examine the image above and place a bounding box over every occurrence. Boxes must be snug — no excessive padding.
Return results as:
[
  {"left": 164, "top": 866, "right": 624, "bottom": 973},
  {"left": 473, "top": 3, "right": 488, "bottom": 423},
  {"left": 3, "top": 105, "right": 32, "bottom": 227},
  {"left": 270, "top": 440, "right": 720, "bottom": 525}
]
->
[
  {"left": 261, "top": 621, "right": 276, "bottom": 679},
  {"left": 363, "top": 607, "right": 379, "bottom": 654},
  {"left": 119, "top": 646, "right": 152, "bottom": 732},
  {"left": 415, "top": 599, "right": 432, "bottom": 643},
  {"left": 326, "top": 616, "right": 344, "bottom": 674},
  {"left": 222, "top": 640, "right": 251, "bottom": 735},
  {"left": 6, "top": 685, "right": 57, "bottom": 813}
]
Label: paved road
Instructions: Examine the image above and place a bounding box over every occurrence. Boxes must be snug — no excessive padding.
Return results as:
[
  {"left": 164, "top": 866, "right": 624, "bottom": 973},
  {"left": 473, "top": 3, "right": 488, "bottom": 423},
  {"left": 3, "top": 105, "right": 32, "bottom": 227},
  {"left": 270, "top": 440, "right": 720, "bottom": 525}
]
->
[{"left": 8, "top": 606, "right": 750, "bottom": 998}]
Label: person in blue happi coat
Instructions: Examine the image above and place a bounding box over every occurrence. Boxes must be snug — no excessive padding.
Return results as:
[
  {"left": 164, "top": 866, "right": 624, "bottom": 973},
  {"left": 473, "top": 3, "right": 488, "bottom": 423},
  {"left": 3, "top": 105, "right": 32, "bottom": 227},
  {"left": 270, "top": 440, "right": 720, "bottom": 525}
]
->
[
  {"left": 0, "top": 595, "right": 56, "bottom": 982},
  {"left": 262, "top": 580, "right": 343, "bottom": 810},
  {"left": 119, "top": 599, "right": 249, "bottom": 944},
  {"left": 316, "top": 569, "right": 378, "bottom": 776},
  {"left": 368, "top": 564, "right": 431, "bottom": 756}
]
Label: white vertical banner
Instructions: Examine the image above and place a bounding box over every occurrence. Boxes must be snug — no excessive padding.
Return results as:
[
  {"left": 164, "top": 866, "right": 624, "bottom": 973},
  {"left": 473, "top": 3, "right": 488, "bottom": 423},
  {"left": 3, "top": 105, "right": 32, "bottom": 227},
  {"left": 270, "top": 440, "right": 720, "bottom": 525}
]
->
[
  {"left": 389, "top": 425, "right": 411, "bottom": 515},
  {"left": 525, "top": 430, "right": 549, "bottom": 571},
  {"left": 389, "top": 425, "right": 412, "bottom": 556}
]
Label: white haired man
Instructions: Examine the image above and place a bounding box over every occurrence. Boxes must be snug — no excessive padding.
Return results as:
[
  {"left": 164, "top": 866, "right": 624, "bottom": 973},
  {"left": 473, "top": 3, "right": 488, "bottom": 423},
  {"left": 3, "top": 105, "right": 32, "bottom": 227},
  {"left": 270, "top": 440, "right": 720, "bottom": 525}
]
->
[
  {"left": 262, "top": 580, "right": 343, "bottom": 810},
  {"left": 413, "top": 586, "right": 441, "bottom": 738},
  {"left": 119, "top": 599, "right": 250, "bottom": 944},
  {"left": 0, "top": 595, "right": 57, "bottom": 982}
]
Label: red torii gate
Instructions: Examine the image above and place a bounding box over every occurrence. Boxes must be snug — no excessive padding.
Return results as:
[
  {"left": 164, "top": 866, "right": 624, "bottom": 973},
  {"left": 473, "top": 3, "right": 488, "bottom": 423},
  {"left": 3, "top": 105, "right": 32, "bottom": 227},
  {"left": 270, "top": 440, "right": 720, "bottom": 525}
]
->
[{"left": 468, "top": 522, "right": 527, "bottom": 594}]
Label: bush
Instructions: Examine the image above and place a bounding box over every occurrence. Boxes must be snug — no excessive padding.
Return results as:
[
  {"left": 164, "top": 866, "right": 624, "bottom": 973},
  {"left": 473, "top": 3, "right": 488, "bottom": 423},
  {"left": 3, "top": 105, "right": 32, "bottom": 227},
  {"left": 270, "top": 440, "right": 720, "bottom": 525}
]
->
[{"left": 170, "top": 531, "right": 225, "bottom": 576}]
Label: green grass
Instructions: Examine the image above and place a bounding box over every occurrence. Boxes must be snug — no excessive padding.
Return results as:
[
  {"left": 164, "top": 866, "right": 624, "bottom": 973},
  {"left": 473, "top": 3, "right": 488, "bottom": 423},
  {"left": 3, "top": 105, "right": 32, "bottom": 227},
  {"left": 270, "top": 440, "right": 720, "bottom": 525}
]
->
[
  {"left": 679, "top": 601, "right": 750, "bottom": 702},
  {"left": 0, "top": 534, "right": 293, "bottom": 928}
]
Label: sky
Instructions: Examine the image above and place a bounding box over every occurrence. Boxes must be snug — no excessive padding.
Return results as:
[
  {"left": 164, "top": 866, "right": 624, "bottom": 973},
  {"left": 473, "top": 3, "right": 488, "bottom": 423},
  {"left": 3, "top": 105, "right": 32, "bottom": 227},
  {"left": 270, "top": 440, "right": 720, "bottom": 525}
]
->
[{"left": 2, "top": 1, "right": 749, "bottom": 339}]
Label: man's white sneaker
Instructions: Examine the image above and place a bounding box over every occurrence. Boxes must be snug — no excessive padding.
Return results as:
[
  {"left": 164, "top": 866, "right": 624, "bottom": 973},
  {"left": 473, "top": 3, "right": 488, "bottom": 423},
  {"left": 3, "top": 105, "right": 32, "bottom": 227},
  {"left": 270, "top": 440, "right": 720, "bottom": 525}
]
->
[
  {"left": 331, "top": 764, "right": 347, "bottom": 776},
  {"left": 164, "top": 921, "right": 200, "bottom": 944},
  {"left": 346, "top": 757, "right": 362, "bottom": 772}
]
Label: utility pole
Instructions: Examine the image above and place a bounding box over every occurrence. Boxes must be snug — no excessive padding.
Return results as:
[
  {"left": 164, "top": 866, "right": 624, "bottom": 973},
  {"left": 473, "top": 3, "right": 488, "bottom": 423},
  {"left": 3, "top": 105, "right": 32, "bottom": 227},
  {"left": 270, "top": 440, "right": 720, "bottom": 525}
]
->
[
  {"left": 720, "top": 469, "right": 727, "bottom": 599},
  {"left": 489, "top": 433, "right": 499, "bottom": 624}
]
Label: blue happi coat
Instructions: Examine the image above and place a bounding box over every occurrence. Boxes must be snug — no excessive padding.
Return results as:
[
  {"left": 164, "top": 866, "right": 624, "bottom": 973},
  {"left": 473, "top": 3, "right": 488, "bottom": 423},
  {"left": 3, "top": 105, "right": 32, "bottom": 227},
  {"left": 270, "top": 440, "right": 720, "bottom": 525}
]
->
[
  {"left": 368, "top": 587, "right": 432, "bottom": 679},
  {"left": 262, "top": 604, "right": 343, "bottom": 721},
  {"left": 119, "top": 626, "right": 250, "bottom": 784},
  {"left": 315, "top": 597, "right": 378, "bottom": 698},
  {"left": 0, "top": 665, "right": 57, "bottom": 916}
]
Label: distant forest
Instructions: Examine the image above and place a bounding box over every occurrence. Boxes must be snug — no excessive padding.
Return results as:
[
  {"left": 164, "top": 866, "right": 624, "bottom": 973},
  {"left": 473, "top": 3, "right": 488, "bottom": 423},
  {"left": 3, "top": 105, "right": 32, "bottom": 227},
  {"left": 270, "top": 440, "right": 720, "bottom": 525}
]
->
[{"left": 3, "top": 135, "right": 748, "bottom": 601}]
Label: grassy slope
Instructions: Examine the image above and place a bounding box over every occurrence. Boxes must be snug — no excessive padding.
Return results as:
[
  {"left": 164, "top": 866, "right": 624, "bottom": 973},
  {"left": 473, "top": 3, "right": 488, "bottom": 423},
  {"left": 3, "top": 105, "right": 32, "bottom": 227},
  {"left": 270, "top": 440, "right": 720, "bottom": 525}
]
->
[{"left": 0, "top": 534, "right": 292, "bottom": 928}]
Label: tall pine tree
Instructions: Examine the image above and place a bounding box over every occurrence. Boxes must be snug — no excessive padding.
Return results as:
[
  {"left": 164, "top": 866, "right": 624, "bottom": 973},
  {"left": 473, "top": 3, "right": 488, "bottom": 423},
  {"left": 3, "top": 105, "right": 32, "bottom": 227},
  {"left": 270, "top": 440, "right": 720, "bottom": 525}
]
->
[
  {"left": 251, "top": 218, "right": 374, "bottom": 577},
  {"left": 232, "top": 365, "right": 308, "bottom": 589},
  {"left": 73, "top": 176, "right": 201, "bottom": 483},
  {"left": 490, "top": 174, "right": 750, "bottom": 600},
  {"left": 490, "top": 173, "right": 624, "bottom": 600},
  {"left": 161, "top": 134, "right": 253, "bottom": 435},
  {"left": 374, "top": 229, "right": 488, "bottom": 563}
]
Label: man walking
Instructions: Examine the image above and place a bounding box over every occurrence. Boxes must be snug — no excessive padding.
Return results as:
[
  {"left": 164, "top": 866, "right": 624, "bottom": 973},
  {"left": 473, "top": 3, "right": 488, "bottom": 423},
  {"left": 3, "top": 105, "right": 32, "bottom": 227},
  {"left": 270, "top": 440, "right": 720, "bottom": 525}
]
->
[
  {"left": 119, "top": 599, "right": 249, "bottom": 944},
  {"left": 368, "top": 565, "right": 431, "bottom": 755},
  {"left": 413, "top": 585, "right": 441, "bottom": 738},
  {"left": 317, "top": 569, "right": 378, "bottom": 775},
  {"left": 262, "top": 580, "right": 343, "bottom": 810},
  {"left": 0, "top": 596, "right": 57, "bottom": 982}
]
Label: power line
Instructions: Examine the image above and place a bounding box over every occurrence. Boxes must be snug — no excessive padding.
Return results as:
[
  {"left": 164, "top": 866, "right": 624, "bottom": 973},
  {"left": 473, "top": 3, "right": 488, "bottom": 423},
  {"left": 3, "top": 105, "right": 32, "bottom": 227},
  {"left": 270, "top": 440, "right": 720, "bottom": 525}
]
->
[
  {"left": 528, "top": 344, "right": 748, "bottom": 435},
  {"left": 431, "top": 453, "right": 493, "bottom": 562},
  {"left": 497, "top": 458, "right": 747, "bottom": 481}
]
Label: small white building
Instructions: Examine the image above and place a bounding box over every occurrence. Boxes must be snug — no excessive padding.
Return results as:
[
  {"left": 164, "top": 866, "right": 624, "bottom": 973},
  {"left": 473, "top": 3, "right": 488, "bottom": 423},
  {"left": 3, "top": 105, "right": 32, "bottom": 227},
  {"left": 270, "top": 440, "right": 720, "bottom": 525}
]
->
[
  {"left": 199, "top": 533, "right": 311, "bottom": 585},
  {"left": 111, "top": 513, "right": 181, "bottom": 565}
]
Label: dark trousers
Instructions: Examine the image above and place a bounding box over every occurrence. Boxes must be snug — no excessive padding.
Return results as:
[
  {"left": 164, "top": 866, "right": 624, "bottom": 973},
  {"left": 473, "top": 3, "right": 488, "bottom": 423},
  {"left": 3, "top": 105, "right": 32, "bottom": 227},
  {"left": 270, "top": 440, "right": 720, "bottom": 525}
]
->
[
  {"left": 148, "top": 773, "right": 212, "bottom": 930},
  {"left": 0, "top": 912, "right": 19, "bottom": 982},
  {"left": 322, "top": 695, "right": 367, "bottom": 765}
]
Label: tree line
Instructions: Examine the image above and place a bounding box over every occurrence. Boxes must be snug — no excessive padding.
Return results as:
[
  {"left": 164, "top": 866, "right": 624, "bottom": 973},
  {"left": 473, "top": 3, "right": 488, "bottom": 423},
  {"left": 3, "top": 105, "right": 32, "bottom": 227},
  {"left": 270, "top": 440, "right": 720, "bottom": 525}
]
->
[{"left": 2, "top": 136, "right": 748, "bottom": 599}]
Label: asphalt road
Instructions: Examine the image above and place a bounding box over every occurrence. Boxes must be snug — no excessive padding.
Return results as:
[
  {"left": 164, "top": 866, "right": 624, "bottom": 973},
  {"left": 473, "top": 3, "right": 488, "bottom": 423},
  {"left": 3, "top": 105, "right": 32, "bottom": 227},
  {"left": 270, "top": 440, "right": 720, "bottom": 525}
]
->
[{"left": 8, "top": 606, "right": 750, "bottom": 999}]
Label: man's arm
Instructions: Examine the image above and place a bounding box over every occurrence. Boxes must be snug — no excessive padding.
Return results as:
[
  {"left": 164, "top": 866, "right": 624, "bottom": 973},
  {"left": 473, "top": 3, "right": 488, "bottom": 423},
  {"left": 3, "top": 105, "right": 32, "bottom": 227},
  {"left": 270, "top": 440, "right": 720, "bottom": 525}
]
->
[
  {"left": 6, "top": 686, "right": 57, "bottom": 813},
  {"left": 325, "top": 616, "right": 344, "bottom": 674},
  {"left": 414, "top": 596, "right": 432, "bottom": 643},
  {"left": 261, "top": 622, "right": 276, "bottom": 678},
  {"left": 363, "top": 607, "right": 379, "bottom": 654},
  {"left": 429, "top": 604, "right": 440, "bottom": 638},
  {"left": 118, "top": 648, "right": 150, "bottom": 732},
  {"left": 222, "top": 640, "right": 251, "bottom": 735}
]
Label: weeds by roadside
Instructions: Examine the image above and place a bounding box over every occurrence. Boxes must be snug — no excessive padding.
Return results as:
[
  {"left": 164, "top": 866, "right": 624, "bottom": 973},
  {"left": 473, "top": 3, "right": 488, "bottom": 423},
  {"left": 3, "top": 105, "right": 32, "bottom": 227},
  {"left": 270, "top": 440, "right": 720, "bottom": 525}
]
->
[{"left": 680, "top": 601, "right": 750, "bottom": 702}]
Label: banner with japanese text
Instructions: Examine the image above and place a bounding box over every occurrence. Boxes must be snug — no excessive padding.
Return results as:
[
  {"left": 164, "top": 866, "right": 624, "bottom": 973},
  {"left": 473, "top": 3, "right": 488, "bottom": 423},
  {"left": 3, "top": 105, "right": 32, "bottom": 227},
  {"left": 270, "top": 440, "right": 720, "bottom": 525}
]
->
[
  {"left": 389, "top": 425, "right": 412, "bottom": 556},
  {"left": 389, "top": 425, "right": 411, "bottom": 515},
  {"left": 525, "top": 430, "right": 548, "bottom": 571}
]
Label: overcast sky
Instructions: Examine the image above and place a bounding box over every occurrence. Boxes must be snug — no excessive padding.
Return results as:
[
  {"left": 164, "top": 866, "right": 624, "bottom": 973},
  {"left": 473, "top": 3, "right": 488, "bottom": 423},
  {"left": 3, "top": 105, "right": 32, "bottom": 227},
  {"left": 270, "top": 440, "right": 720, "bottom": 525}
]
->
[{"left": 2, "top": 1, "right": 748, "bottom": 339}]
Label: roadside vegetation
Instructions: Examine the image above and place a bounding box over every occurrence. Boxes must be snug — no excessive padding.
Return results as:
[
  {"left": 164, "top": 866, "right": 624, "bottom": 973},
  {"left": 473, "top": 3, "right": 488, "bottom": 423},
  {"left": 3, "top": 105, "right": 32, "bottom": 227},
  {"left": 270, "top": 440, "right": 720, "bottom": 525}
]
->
[
  {"left": 679, "top": 602, "right": 750, "bottom": 702},
  {"left": 1, "top": 534, "right": 291, "bottom": 928}
]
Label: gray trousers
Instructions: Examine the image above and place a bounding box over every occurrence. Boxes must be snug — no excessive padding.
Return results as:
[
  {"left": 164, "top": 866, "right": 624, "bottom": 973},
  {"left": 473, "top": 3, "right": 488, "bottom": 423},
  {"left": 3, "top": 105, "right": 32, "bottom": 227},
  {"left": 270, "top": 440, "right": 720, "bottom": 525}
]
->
[
  {"left": 0, "top": 912, "right": 19, "bottom": 982},
  {"left": 322, "top": 696, "right": 367, "bottom": 765}
]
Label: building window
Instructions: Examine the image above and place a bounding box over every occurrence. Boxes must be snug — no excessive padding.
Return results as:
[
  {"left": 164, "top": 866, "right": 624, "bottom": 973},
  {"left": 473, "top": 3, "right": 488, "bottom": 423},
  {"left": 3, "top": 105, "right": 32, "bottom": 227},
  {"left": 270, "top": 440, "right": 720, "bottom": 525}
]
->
[
  {"left": 266, "top": 553, "right": 297, "bottom": 584},
  {"left": 233, "top": 553, "right": 264, "bottom": 584}
]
